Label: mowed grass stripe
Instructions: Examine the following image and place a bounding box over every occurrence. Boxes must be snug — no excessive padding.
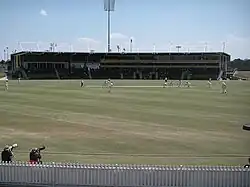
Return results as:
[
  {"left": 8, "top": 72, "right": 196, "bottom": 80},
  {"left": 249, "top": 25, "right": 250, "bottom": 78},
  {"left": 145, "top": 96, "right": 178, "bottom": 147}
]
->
[
  {"left": 0, "top": 100, "right": 244, "bottom": 134},
  {"left": 0, "top": 85, "right": 249, "bottom": 130},
  {"left": 1, "top": 86, "right": 249, "bottom": 119},
  {"left": 1, "top": 93, "right": 247, "bottom": 130}
]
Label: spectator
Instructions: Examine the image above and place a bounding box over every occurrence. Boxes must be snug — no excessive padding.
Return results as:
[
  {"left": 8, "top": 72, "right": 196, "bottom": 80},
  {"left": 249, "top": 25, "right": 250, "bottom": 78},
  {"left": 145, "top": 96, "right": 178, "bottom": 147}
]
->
[
  {"left": 244, "top": 158, "right": 250, "bottom": 168},
  {"left": 29, "top": 146, "right": 45, "bottom": 164},
  {"left": 1, "top": 144, "right": 18, "bottom": 162}
]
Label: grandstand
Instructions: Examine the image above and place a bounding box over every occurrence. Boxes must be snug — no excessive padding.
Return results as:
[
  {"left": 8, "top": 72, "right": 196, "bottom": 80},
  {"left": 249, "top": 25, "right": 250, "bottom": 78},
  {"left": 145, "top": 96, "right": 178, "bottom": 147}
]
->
[{"left": 10, "top": 51, "right": 230, "bottom": 80}]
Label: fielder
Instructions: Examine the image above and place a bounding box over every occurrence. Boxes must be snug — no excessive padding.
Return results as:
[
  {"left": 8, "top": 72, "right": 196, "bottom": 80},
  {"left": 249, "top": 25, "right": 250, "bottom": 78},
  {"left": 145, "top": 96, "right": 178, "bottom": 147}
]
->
[
  {"left": 108, "top": 81, "right": 114, "bottom": 93},
  {"left": 207, "top": 78, "right": 212, "bottom": 88},
  {"left": 169, "top": 80, "right": 174, "bottom": 87},
  {"left": 178, "top": 80, "right": 182, "bottom": 87},
  {"left": 184, "top": 81, "right": 191, "bottom": 88},
  {"left": 102, "top": 79, "right": 110, "bottom": 88},
  {"left": 163, "top": 77, "right": 168, "bottom": 88},
  {"left": 80, "top": 80, "right": 84, "bottom": 87},
  {"left": 18, "top": 77, "right": 21, "bottom": 84},
  {"left": 221, "top": 81, "right": 227, "bottom": 94},
  {"left": 5, "top": 78, "right": 8, "bottom": 91}
]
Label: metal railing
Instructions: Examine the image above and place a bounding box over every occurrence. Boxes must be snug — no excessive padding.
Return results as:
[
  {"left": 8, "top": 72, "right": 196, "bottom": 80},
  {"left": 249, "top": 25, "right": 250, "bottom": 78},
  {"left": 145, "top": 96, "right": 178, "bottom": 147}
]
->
[{"left": 0, "top": 162, "right": 249, "bottom": 187}]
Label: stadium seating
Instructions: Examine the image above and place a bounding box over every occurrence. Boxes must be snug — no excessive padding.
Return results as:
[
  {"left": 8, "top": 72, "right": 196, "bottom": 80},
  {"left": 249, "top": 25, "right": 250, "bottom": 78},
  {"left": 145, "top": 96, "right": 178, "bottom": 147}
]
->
[
  {"left": 27, "top": 69, "right": 57, "bottom": 79},
  {"left": 10, "top": 52, "right": 229, "bottom": 80}
]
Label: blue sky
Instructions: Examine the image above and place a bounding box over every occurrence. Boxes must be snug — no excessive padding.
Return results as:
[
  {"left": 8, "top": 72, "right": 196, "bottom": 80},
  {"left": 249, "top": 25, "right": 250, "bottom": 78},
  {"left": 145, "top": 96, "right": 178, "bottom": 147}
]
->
[{"left": 0, "top": 0, "right": 249, "bottom": 60}]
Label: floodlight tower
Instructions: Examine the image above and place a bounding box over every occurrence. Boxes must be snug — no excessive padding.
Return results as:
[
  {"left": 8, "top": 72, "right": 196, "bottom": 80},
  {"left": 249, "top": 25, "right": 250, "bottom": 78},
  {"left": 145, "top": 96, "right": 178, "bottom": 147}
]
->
[
  {"left": 3, "top": 47, "right": 9, "bottom": 61},
  {"left": 176, "top": 45, "right": 181, "bottom": 53},
  {"left": 6, "top": 47, "right": 9, "bottom": 61},
  {"left": 222, "top": 42, "right": 226, "bottom": 53},
  {"left": 104, "top": 0, "right": 115, "bottom": 52},
  {"left": 204, "top": 42, "right": 208, "bottom": 52}
]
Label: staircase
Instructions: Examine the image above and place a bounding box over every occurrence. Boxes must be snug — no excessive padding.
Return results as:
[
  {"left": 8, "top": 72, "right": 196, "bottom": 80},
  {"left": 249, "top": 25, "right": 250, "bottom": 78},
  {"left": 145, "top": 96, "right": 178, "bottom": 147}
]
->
[
  {"left": 232, "top": 68, "right": 238, "bottom": 77},
  {"left": 88, "top": 68, "right": 92, "bottom": 79},
  {"left": 20, "top": 68, "right": 28, "bottom": 80},
  {"left": 54, "top": 68, "right": 60, "bottom": 79},
  {"left": 217, "top": 70, "right": 223, "bottom": 80}
]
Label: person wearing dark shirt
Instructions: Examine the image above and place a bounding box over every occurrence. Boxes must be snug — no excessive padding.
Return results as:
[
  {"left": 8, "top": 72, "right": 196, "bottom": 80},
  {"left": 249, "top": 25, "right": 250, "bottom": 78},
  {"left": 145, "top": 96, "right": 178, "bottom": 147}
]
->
[
  {"left": 1, "top": 144, "right": 18, "bottom": 162},
  {"left": 244, "top": 158, "right": 250, "bottom": 168},
  {"left": 29, "top": 146, "right": 45, "bottom": 164}
]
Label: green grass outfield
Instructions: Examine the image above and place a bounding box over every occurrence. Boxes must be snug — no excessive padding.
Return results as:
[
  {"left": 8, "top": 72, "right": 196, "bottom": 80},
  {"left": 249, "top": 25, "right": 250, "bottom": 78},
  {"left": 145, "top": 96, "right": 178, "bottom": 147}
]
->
[{"left": 0, "top": 80, "right": 249, "bottom": 165}]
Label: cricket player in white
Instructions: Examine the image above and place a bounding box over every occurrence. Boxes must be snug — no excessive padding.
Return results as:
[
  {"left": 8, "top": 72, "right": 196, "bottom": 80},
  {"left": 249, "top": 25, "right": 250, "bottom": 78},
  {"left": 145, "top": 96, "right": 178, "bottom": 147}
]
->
[
  {"left": 80, "top": 80, "right": 84, "bottom": 87},
  {"left": 18, "top": 77, "right": 21, "bottom": 84},
  {"left": 207, "top": 78, "right": 212, "bottom": 88},
  {"left": 5, "top": 78, "right": 8, "bottom": 91},
  {"left": 163, "top": 77, "right": 168, "bottom": 88},
  {"left": 178, "top": 80, "right": 182, "bottom": 87},
  {"left": 185, "top": 81, "right": 191, "bottom": 87},
  {"left": 102, "top": 79, "right": 110, "bottom": 88},
  {"left": 169, "top": 80, "right": 173, "bottom": 87},
  {"left": 221, "top": 81, "right": 227, "bottom": 94},
  {"left": 108, "top": 80, "right": 113, "bottom": 93}
]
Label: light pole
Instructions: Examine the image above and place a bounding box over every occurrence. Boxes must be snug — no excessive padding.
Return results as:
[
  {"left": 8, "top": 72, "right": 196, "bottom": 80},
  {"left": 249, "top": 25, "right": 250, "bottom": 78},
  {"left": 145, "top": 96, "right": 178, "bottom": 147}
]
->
[
  {"left": 104, "top": 0, "right": 115, "bottom": 52},
  {"left": 222, "top": 42, "right": 226, "bottom": 53},
  {"left": 49, "top": 43, "right": 57, "bottom": 52},
  {"left": 6, "top": 47, "right": 9, "bottom": 61},
  {"left": 3, "top": 47, "right": 9, "bottom": 61},
  {"left": 176, "top": 45, "right": 181, "bottom": 53},
  {"left": 204, "top": 42, "right": 208, "bottom": 52},
  {"left": 3, "top": 49, "right": 6, "bottom": 61},
  {"left": 169, "top": 42, "right": 173, "bottom": 53},
  {"left": 130, "top": 38, "right": 133, "bottom": 52},
  {"left": 117, "top": 45, "right": 120, "bottom": 52}
]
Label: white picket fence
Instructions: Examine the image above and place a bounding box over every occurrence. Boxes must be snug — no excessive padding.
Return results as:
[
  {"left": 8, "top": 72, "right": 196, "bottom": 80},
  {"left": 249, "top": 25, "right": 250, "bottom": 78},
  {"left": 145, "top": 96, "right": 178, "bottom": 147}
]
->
[{"left": 0, "top": 162, "right": 249, "bottom": 187}]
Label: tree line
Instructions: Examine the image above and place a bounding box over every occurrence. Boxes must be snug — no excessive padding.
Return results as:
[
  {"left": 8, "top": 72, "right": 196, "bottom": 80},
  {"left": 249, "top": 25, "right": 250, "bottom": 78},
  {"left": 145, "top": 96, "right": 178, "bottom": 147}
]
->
[{"left": 227, "top": 59, "right": 250, "bottom": 71}]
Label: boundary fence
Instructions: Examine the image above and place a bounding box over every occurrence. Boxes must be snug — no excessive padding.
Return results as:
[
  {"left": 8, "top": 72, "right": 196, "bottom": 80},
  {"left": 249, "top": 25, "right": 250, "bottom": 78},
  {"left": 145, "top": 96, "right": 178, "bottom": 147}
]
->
[{"left": 0, "top": 162, "right": 249, "bottom": 187}]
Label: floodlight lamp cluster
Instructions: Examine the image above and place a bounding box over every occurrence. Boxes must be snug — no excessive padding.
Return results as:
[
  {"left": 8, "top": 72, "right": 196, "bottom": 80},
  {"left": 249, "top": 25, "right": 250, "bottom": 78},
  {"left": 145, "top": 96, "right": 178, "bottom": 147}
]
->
[{"left": 104, "top": 0, "right": 115, "bottom": 11}]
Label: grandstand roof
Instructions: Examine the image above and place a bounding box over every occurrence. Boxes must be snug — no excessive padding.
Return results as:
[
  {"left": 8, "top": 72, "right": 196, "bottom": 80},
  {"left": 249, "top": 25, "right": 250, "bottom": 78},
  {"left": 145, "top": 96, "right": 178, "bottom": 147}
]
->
[{"left": 11, "top": 51, "right": 230, "bottom": 57}]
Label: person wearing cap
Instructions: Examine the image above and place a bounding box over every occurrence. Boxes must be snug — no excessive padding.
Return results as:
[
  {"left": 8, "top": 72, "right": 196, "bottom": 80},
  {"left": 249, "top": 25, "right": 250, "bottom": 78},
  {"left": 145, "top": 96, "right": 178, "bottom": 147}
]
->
[{"left": 1, "top": 144, "right": 18, "bottom": 162}]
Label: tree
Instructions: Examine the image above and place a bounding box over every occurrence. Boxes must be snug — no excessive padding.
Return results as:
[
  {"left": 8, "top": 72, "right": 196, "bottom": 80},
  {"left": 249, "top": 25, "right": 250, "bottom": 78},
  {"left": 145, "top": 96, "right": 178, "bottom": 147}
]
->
[{"left": 227, "top": 59, "right": 250, "bottom": 71}]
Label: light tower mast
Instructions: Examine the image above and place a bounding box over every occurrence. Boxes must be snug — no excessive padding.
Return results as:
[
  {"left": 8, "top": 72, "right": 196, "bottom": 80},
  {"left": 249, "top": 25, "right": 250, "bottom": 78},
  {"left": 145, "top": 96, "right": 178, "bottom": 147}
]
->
[{"left": 104, "top": 0, "right": 115, "bottom": 52}]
